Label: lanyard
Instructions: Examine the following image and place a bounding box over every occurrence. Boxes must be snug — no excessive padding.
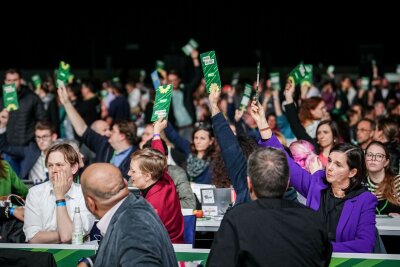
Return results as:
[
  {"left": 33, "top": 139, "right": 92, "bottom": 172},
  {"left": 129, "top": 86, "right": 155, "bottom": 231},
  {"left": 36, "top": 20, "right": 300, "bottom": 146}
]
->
[{"left": 368, "top": 176, "right": 388, "bottom": 215}]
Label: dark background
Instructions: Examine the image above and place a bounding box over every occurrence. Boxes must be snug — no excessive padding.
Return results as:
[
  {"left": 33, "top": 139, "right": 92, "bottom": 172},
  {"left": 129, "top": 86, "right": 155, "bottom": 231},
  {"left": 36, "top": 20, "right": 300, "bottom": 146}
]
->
[{"left": 0, "top": 4, "right": 398, "bottom": 74}]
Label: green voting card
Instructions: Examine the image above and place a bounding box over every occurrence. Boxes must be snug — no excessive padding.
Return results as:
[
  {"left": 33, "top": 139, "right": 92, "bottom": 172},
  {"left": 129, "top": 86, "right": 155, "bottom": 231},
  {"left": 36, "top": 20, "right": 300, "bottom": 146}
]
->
[
  {"left": 270, "top": 72, "right": 281, "bottom": 91},
  {"left": 288, "top": 62, "right": 308, "bottom": 85},
  {"left": 3, "top": 83, "right": 19, "bottom": 111},
  {"left": 240, "top": 83, "right": 253, "bottom": 111},
  {"left": 56, "top": 61, "right": 71, "bottom": 88},
  {"left": 31, "top": 74, "right": 42, "bottom": 89},
  {"left": 151, "top": 84, "right": 173, "bottom": 122},
  {"left": 200, "top": 50, "right": 221, "bottom": 94}
]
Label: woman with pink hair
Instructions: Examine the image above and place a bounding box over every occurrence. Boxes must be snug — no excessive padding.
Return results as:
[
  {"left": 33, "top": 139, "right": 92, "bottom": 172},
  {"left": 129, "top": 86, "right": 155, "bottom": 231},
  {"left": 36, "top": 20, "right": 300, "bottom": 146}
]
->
[{"left": 289, "top": 140, "right": 322, "bottom": 174}]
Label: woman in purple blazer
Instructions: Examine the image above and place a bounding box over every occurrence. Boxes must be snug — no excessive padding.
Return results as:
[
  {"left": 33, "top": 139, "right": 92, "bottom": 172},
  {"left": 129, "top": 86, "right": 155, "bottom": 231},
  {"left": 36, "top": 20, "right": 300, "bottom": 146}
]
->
[{"left": 250, "top": 100, "right": 377, "bottom": 253}]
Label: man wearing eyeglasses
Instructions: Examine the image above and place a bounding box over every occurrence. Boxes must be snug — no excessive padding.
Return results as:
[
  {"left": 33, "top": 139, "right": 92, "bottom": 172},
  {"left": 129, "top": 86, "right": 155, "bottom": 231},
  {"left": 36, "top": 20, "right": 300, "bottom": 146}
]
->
[
  {"left": 356, "top": 119, "right": 375, "bottom": 151},
  {"left": 0, "top": 109, "right": 57, "bottom": 183}
]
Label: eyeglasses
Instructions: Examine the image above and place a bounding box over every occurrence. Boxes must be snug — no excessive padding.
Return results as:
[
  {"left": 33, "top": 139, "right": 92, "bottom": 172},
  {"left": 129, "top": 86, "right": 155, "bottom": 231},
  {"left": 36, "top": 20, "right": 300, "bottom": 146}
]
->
[
  {"left": 35, "top": 135, "right": 51, "bottom": 142},
  {"left": 365, "top": 152, "right": 386, "bottom": 162}
]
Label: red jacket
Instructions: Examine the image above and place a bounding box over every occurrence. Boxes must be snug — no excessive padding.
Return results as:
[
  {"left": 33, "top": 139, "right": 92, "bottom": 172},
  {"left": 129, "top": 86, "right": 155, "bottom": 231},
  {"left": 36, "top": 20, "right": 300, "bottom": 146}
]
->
[{"left": 147, "top": 139, "right": 184, "bottom": 243}]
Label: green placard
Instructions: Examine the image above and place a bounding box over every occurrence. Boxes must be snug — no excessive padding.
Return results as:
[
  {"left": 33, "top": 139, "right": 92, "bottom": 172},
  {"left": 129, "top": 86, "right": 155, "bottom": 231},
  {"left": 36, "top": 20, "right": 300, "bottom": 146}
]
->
[
  {"left": 56, "top": 61, "right": 71, "bottom": 88},
  {"left": 31, "top": 74, "right": 42, "bottom": 89},
  {"left": 200, "top": 51, "right": 222, "bottom": 94},
  {"left": 156, "top": 60, "right": 165, "bottom": 71},
  {"left": 288, "top": 62, "right": 308, "bottom": 85},
  {"left": 301, "top": 64, "right": 313, "bottom": 87},
  {"left": 270, "top": 72, "right": 281, "bottom": 91},
  {"left": 240, "top": 84, "right": 253, "bottom": 111},
  {"left": 182, "top": 38, "right": 199, "bottom": 56},
  {"left": 3, "top": 83, "right": 19, "bottom": 111},
  {"left": 361, "top": 77, "right": 370, "bottom": 90},
  {"left": 151, "top": 84, "right": 173, "bottom": 122}
]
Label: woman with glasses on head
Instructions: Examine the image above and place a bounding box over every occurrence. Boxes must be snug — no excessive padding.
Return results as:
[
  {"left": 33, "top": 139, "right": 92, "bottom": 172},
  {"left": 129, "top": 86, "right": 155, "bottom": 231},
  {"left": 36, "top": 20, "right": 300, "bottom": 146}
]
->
[
  {"left": 365, "top": 141, "right": 400, "bottom": 216},
  {"left": 164, "top": 121, "right": 216, "bottom": 184}
]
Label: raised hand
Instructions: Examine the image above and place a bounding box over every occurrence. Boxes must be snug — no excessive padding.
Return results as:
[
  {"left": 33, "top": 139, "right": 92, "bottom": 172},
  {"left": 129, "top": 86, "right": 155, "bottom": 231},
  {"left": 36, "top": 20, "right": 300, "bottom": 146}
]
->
[
  {"left": 209, "top": 89, "right": 221, "bottom": 116},
  {"left": 234, "top": 109, "right": 244, "bottom": 122},
  {"left": 57, "top": 84, "right": 70, "bottom": 106},
  {"left": 153, "top": 118, "right": 167, "bottom": 134},
  {"left": 250, "top": 100, "right": 272, "bottom": 139},
  {"left": 284, "top": 79, "right": 295, "bottom": 103},
  {"left": 249, "top": 100, "right": 267, "bottom": 127},
  {"left": 191, "top": 49, "right": 199, "bottom": 60}
]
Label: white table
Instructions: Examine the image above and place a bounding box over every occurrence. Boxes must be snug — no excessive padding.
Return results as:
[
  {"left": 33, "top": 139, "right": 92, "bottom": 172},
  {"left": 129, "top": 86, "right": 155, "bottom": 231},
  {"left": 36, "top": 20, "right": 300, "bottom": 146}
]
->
[
  {"left": 196, "top": 218, "right": 221, "bottom": 232},
  {"left": 376, "top": 216, "right": 400, "bottom": 236},
  {"left": 196, "top": 216, "right": 400, "bottom": 236}
]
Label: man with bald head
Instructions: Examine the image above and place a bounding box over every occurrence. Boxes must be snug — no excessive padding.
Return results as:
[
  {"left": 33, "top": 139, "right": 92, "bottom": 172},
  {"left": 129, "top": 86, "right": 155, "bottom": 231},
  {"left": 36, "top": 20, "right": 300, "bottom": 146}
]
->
[
  {"left": 90, "top": 120, "right": 111, "bottom": 138},
  {"left": 78, "top": 163, "right": 178, "bottom": 267}
]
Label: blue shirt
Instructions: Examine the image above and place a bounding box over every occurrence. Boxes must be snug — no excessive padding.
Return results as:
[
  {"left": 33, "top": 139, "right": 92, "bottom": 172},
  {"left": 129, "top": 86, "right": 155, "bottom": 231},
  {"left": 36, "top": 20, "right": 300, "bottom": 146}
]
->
[{"left": 110, "top": 147, "right": 133, "bottom": 167}]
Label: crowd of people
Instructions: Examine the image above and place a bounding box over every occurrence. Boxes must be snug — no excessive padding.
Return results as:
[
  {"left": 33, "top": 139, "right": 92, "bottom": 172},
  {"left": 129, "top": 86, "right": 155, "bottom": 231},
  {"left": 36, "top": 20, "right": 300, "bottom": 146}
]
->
[{"left": 0, "top": 51, "right": 400, "bottom": 266}]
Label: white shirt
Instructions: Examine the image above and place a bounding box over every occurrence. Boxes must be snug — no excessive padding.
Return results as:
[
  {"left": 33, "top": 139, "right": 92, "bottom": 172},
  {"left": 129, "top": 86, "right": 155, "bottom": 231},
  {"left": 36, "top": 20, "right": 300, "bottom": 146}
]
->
[
  {"left": 97, "top": 196, "right": 127, "bottom": 236},
  {"left": 23, "top": 181, "right": 96, "bottom": 242},
  {"left": 29, "top": 152, "right": 47, "bottom": 184}
]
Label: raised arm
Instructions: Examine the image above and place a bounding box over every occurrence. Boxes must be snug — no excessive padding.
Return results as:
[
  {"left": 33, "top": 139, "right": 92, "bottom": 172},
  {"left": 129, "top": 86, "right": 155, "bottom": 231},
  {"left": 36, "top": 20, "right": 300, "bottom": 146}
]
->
[
  {"left": 185, "top": 49, "right": 202, "bottom": 92},
  {"left": 152, "top": 118, "right": 167, "bottom": 155},
  {"left": 283, "top": 80, "right": 318, "bottom": 148},
  {"left": 209, "top": 90, "right": 250, "bottom": 204},
  {"left": 249, "top": 101, "right": 319, "bottom": 200},
  {"left": 58, "top": 84, "right": 88, "bottom": 136},
  {"left": 164, "top": 122, "right": 191, "bottom": 157}
]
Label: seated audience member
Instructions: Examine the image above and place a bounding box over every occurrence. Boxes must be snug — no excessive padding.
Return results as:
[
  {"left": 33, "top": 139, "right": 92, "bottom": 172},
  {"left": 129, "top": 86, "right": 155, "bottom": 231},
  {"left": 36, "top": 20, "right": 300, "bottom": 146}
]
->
[
  {"left": 374, "top": 118, "right": 400, "bottom": 174},
  {"left": 24, "top": 143, "right": 95, "bottom": 243},
  {"left": 143, "top": 138, "right": 196, "bottom": 210},
  {"left": 78, "top": 163, "right": 178, "bottom": 267},
  {"left": 365, "top": 141, "right": 400, "bottom": 215},
  {"left": 0, "top": 159, "right": 28, "bottom": 197},
  {"left": 356, "top": 119, "right": 375, "bottom": 151},
  {"left": 207, "top": 148, "right": 332, "bottom": 267},
  {"left": 289, "top": 139, "right": 322, "bottom": 174},
  {"left": 164, "top": 120, "right": 216, "bottom": 184},
  {"left": 128, "top": 119, "right": 184, "bottom": 243},
  {"left": 252, "top": 82, "right": 377, "bottom": 253},
  {"left": 58, "top": 84, "right": 137, "bottom": 179},
  {"left": 0, "top": 109, "right": 57, "bottom": 183}
]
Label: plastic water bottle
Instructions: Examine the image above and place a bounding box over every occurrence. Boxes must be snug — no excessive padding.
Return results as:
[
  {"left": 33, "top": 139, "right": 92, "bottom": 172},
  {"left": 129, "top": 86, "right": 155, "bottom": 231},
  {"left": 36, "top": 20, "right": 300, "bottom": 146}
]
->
[{"left": 72, "top": 207, "right": 83, "bottom": 245}]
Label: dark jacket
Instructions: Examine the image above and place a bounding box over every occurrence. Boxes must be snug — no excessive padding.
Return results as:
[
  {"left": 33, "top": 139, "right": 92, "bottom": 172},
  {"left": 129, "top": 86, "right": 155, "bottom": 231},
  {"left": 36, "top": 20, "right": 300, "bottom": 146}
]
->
[
  {"left": 168, "top": 65, "right": 202, "bottom": 127},
  {"left": 81, "top": 128, "right": 136, "bottom": 179},
  {"left": 207, "top": 198, "right": 332, "bottom": 267},
  {"left": 211, "top": 112, "right": 297, "bottom": 204},
  {"left": 94, "top": 194, "right": 178, "bottom": 267},
  {"left": 108, "top": 95, "right": 131, "bottom": 122},
  {"left": 0, "top": 133, "right": 40, "bottom": 180},
  {"left": 0, "top": 85, "right": 47, "bottom": 146}
]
